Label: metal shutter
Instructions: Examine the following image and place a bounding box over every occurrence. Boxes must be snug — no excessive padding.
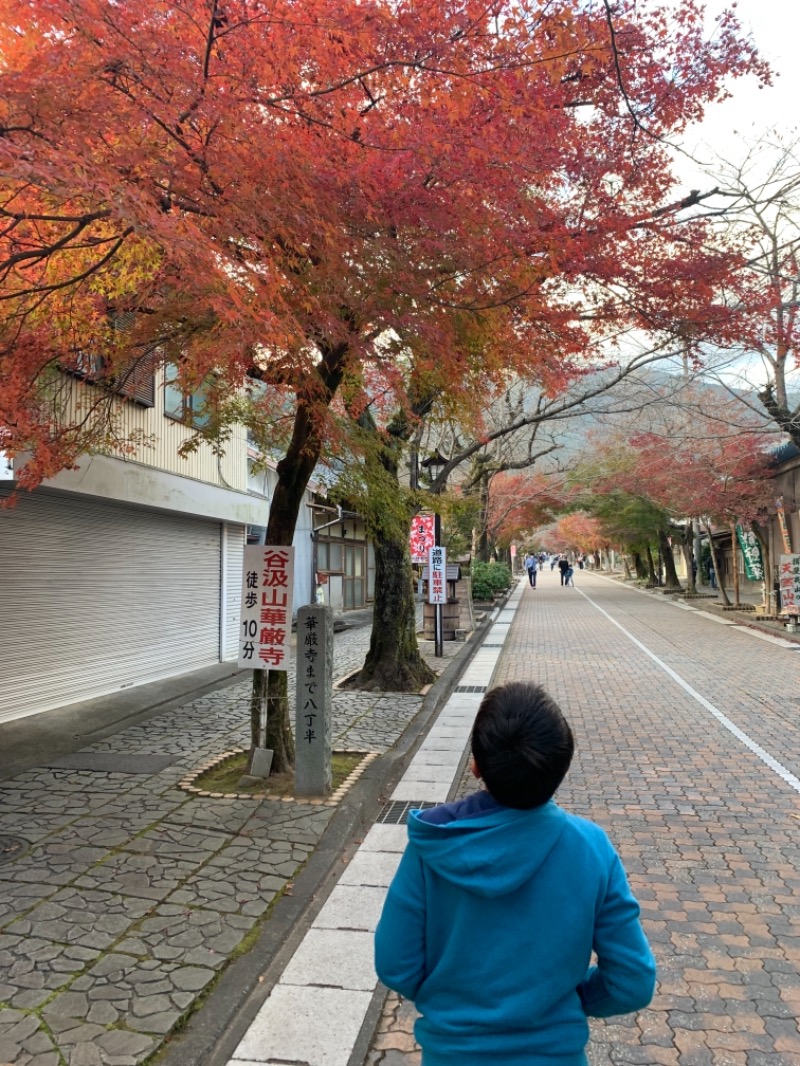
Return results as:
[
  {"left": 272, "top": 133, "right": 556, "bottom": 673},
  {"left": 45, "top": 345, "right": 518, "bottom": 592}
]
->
[
  {"left": 0, "top": 490, "right": 221, "bottom": 723},
  {"left": 221, "top": 523, "right": 245, "bottom": 661}
]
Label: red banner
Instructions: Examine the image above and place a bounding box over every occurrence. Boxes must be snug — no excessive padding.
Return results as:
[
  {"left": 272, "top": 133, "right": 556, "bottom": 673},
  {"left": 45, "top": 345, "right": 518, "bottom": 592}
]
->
[{"left": 410, "top": 513, "right": 435, "bottom": 563}]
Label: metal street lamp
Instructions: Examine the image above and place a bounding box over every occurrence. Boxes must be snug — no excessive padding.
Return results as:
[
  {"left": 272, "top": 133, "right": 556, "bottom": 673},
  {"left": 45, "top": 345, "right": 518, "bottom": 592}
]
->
[{"left": 421, "top": 452, "right": 449, "bottom": 657}]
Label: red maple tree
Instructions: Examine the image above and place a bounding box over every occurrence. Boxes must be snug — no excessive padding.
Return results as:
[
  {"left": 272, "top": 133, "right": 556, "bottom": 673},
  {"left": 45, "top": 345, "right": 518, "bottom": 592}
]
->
[{"left": 0, "top": 0, "right": 769, "bottom": 763}]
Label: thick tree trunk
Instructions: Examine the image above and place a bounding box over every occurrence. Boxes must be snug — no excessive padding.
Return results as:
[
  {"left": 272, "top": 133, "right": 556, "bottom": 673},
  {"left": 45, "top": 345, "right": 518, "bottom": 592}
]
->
[
  {"left": 249, "top": 341, "right": 349, "bottom": 776},
  {"left": 658, "top": 529, "right": 681, "bottom": 589},
  {"left": 682, "top": 523, "right": 696, "bottom": 593},
  {"left": 645, "top": 544, "right": 657, "bottom": 585},
  {"left": 356, "top": 532, "right": 436, "bottom": 691},
  {"left": 475, "top": 472, "right": 491, "bottom": 563},
  {"left": 705, "top": 521, "right": 730, "bottom": 606},
  {"left": 752, "top": 519, "right": 772, "bottom": 612},
  {"left": 760, "top": 384, "right": 800, "bottom": 450},
  {"left": 632, "top": 551, "right": 647, "bottom": 580},
  {"left": 730, "top": 522, "right": 741, "bottom": 607},
  {"left": 350, "top": 404, "right": 436, "bottom": 692}
]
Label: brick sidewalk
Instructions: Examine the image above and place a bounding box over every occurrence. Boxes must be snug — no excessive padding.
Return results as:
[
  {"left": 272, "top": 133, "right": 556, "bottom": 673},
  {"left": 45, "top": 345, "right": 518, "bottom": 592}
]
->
[
  {"left": 367, "top": 569, "right": 800, "bottom": 1066},
  {"left": 0, "top": 622, "right": 461, "bottom": 1066}
]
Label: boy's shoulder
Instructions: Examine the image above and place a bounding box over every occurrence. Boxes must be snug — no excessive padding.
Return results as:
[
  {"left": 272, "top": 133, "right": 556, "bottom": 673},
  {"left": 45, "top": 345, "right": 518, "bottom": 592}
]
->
[{"left": 559, "top": 809, "right": 621, "bottom": 864}]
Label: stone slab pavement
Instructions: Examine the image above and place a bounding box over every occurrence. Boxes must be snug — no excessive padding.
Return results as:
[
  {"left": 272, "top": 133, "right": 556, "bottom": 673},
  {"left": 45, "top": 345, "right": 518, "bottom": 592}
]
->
[
  {"left": 218, "top": 590, "right": 524, "bottom": 1066},
  {"left": 361, "top": 569, "right": 800, "bottom": 1066},
  {"left": 0, "top": 610, "right": 468, "bottom": 1066}
]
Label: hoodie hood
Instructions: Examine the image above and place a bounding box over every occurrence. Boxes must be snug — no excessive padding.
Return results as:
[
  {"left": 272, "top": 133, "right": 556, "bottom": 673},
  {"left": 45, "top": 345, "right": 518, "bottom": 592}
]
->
[{"left": 407, "top": 800, "right": 567, "bottom": 897}]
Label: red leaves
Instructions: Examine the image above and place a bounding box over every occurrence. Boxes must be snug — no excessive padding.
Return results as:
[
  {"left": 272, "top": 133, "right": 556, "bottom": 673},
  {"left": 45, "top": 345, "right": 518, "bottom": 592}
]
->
[{"left": 0, "top": 0, "right": 770, "bottom": 488}]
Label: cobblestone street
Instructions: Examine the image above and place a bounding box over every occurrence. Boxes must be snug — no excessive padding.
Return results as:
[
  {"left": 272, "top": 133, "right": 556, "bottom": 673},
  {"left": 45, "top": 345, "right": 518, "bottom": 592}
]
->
[
  {"left": 367, "top": 571, "right": 800, "bottom": 1066},
  {"left": 0, "top": 617, "right": 449, "bottom": 1066}
]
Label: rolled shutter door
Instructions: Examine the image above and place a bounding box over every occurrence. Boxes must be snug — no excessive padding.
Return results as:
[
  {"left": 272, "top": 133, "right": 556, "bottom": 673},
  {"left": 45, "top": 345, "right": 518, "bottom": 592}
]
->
[
  {"left": 222, "top": 523, "right": 245, "bottom": 661},
  {"left": 0, "top": 489, "right": 221, "bottom": 723}
]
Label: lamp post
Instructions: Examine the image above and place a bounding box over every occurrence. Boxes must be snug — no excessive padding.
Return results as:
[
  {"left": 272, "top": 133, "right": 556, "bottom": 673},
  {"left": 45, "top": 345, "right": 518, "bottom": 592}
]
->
[{"left": 421, "top": 451, "right": 449, "bottom": 658}]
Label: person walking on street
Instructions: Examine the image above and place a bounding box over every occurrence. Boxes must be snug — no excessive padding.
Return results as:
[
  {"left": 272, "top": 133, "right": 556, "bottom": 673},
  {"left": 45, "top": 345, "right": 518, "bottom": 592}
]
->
[
  {"left": 558, "top": 556, "right": 570, "bottom": 586},
  {"left": 375, "top": 681, "right": 656, "bottom": 1066},
  {"left": 525, "top": 552, "right": 538, "bottom": 588},
  {"left": 565, "top": 563, "right": 575, "bottom": 587}
]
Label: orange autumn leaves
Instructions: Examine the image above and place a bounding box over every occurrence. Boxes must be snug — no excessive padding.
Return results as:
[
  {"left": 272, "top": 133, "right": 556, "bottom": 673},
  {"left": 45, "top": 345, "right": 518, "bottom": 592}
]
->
[{"left": 0, "top": 0, "right": 768, "bottom": 485}]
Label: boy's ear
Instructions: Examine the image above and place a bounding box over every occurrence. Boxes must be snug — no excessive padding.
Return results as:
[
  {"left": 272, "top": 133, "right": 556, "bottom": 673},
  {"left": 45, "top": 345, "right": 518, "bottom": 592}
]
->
[{"left": 470, "top": 757, "right": 482, "bottom": 780}]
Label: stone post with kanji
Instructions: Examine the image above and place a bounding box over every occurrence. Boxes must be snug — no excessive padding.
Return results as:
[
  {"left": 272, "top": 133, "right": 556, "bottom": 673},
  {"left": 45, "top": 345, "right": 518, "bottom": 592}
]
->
[{"left": 295, "top": 604, "right": 333, "bottom": 797}]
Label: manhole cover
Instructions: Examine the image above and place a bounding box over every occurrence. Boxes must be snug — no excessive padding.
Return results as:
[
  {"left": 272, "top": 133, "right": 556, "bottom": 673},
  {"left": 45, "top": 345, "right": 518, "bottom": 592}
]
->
[{"left": 0, "top": 835, "right": 29, "bottom": 865}]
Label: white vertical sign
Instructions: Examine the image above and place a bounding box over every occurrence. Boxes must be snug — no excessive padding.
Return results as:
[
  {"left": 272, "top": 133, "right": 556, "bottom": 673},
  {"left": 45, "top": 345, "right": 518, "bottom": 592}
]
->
[
  {"left": 779, "top": 554, "right": 800, "bottom": 614},
  {"left": 238, "top": 545, "right": 295, "bottom": 670},
  {"left": 428, "top": 545, "right": 447, "bottom": 605}
]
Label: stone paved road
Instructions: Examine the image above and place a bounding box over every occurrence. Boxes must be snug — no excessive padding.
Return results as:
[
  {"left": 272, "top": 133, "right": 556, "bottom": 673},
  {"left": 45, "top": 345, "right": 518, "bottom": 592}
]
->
[
  {"left": 367, "top": 570, "right": 800, "bottom": 1066},
  {"left": 0, "top": 618, "right": 453, "bottom": 1066}
]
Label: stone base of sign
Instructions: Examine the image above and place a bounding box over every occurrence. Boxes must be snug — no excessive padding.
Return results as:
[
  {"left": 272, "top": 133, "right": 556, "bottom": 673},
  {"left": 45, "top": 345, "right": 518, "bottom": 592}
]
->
[
  {"left": 249, "top": 746, "right": 274, "bottom": 779},
  {"left": 178, "top": 749, "right": 379, "bottom": 806}
]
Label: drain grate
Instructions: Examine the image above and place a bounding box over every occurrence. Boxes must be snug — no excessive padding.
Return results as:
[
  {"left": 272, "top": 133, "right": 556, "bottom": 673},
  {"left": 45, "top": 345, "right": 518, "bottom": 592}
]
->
[
  {"left": 0, "top": 835, "right": 29, "bottom": 866},
  {"left": 482, "top": 643, "right": 503, "bottom": 648},
  {"left": 376, "top": 800, "right": 439, "bottom": 824},
  {"left": 454, "top": 685, "right": 487, "bottom": 694}
]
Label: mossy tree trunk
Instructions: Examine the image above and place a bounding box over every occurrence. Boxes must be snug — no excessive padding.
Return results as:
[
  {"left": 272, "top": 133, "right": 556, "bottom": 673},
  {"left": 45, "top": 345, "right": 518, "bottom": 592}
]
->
[
  {"left": 349, "top": 400, "right": 439, "bottom": 690},
  {"left": 358, "top": 530, "right": 436, "bottom": 691},
  {"left": 352, "top": 411, "right": 436, "bottom": 692},
  {"left": 632, "top": 550, "right": 648, "bottom": 580}
]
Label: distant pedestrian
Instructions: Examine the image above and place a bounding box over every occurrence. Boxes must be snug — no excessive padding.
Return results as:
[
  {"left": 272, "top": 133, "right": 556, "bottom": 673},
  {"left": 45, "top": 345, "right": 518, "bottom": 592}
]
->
[
  {"left": 565, "top": 565, "right": 575, "bottom": 586},
  {"left": 525, "top": 552, "right": 538, "bottom": 588},
  {"left": 375, "top": 681, "right": 656, "bottom": 1066},
  {"left": 558, "top": 556, "right": 570, "bottom": 586},
  {"left": 550, "top": 555, "right": 557, "bottom": 571}
]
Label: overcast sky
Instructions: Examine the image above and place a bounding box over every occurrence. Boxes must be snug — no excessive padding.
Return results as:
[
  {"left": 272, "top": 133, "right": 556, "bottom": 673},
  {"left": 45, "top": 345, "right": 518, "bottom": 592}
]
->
[{"left": 673, "top": 0, "right": 800, "bottom": 187}]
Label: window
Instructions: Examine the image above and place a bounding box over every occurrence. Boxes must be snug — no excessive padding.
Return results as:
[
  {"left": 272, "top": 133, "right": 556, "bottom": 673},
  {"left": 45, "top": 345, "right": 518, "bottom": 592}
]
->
[
  {"left": 63, "top": 311, "right": 155, "bottom": 407},
  {"left": 317, "top": 540, "right": 343, "bottom": 574},
  {"left": 164, "top": 363, "right": 211, "bottom": 427}
]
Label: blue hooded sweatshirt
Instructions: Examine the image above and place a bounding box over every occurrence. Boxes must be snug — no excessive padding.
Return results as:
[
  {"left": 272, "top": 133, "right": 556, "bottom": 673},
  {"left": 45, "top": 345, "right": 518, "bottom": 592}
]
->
[{"left": 374, "top": 794, "right": 656, "bottom": 1066}]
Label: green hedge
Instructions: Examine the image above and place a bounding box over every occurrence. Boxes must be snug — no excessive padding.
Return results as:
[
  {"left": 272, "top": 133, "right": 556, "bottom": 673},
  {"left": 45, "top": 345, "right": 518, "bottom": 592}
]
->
[{"left": 472, "top": 561, "right": 512, "bottom": 599}]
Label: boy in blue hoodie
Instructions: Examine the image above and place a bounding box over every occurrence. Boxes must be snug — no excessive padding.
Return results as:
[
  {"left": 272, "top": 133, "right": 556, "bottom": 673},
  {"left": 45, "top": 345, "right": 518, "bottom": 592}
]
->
[{"left": 374, "top": 681, "right": 656, "bottom": 1066}]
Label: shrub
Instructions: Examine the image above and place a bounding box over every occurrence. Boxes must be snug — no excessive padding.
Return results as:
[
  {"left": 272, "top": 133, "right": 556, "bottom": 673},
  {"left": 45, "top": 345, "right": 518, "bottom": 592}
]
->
[
  {"left": 472, "top": 561, "right": 512, "bottom": 597},
  {"left": 487, "top": 562, "right": 512, "bottom": 590},
  {"left": 472, "top": 575, "right": 495, "bottom": 601}
]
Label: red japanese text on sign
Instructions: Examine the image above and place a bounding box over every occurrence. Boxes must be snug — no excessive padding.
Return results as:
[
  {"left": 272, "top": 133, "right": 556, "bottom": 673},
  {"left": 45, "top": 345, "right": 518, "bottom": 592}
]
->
[
  {"left": 239, "top": 545, "right": 295, "bottom": 671},
  {"left": 428, "top": 545, "right": 447, "bottom": 605},
  {"left": 779, "top": 554, "right": 800, "bottom": 614},
  {"left": 410, "top": 513, "right": 435, "bottom": 563}
]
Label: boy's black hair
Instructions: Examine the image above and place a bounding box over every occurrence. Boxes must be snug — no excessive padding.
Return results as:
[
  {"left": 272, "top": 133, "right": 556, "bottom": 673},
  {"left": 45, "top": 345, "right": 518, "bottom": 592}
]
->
[{"left": 471, "top": 682, "right": 574, "bottom": 809}]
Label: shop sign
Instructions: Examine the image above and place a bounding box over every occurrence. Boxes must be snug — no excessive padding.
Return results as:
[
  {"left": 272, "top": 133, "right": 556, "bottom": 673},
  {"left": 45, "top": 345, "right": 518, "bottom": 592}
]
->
[
  {"left": 779, "top": 554, "right": 800, "bottom": 614},
  {"left": 735, "top": 524, "right": 764, "bottom": 581}
]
